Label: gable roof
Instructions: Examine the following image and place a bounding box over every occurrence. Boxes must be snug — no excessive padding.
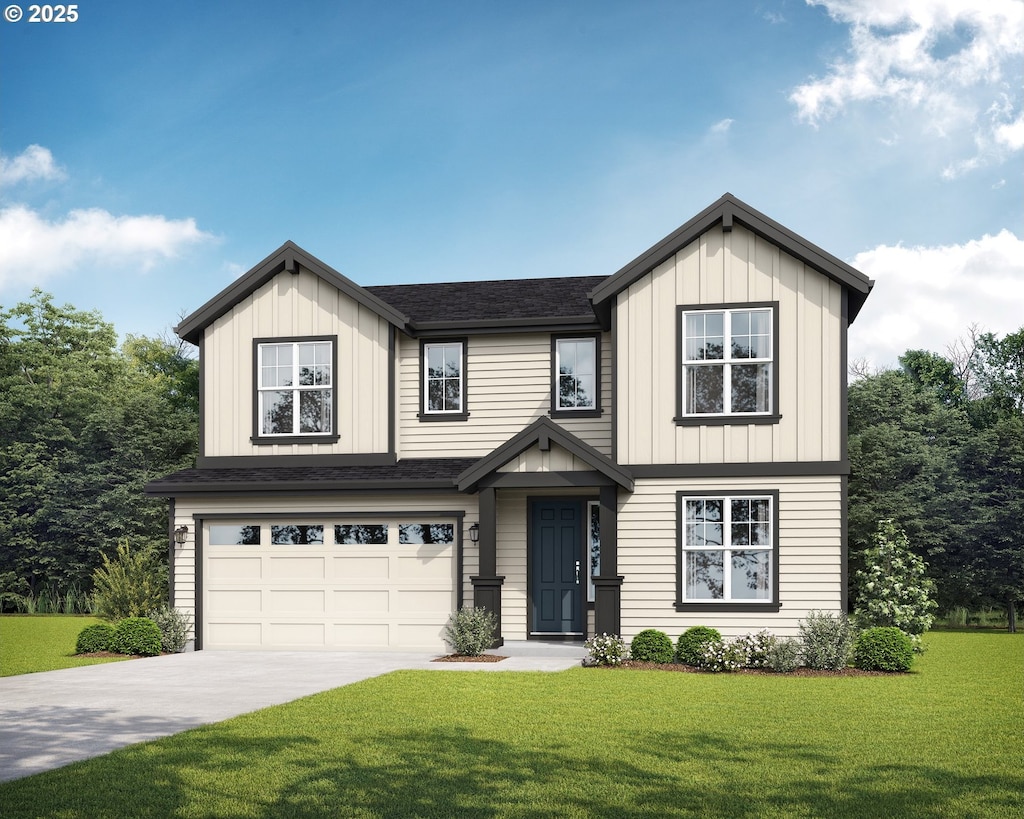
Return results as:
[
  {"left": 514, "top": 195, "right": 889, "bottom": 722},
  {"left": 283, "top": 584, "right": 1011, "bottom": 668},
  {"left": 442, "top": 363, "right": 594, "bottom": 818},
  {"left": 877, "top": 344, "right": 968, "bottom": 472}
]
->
[
  {"left": 455, "top": 417, "right": 635, "bottom": 492},
  {"left": 588, "top": 192, "right": 874, "bottom": 326},
  {"left": 175, "top": 241, "right": 410, "bottom": 345}
]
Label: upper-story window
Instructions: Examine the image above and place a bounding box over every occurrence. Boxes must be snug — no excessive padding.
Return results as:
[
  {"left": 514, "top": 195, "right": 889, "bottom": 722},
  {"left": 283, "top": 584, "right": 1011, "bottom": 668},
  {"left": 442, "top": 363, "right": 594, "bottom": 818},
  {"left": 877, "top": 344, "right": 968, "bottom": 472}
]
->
[
  {"left": 256, "top": 338, "right": 334, "bottom": 438},
  {"left": 552, "top": 334, "right": 601, "bottom": 418},
  {"left": 678, "top": 305, "right": 776, "bottom": 421},
  {"left": 420, "top": 339, "right": 468, "bottom": 420}
]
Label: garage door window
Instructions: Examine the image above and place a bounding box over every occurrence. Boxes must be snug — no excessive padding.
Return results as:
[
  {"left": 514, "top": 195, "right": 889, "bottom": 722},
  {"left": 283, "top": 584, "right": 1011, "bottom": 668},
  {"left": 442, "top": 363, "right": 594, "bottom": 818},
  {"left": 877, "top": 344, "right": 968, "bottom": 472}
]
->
[
  {"left": 399, "top": 523, "right": 454, "bottom": 544},
  {"left": 209, "top": 525, "right": 261, "bottom": 545},
  {"left": 335, "top": 524, "right": 388, "bottom": 545},
  {"left": 271, "top": 524, "right": 324, "bottom": 545}
]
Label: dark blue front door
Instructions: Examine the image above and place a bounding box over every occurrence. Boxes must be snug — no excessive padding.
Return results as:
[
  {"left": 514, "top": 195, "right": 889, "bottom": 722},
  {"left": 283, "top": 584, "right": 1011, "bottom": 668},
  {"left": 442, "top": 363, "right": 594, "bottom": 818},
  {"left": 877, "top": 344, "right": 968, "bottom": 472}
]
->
[{"left": 531, "top": 500, "right": 583, "bottom": 635}]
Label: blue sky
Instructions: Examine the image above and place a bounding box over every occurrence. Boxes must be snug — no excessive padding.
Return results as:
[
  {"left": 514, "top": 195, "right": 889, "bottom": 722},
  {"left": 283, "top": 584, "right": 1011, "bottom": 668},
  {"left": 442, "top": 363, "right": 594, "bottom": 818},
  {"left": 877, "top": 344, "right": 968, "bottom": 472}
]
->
[{"left": 1, "top": 0, "right": 1021, "bottom": 368}]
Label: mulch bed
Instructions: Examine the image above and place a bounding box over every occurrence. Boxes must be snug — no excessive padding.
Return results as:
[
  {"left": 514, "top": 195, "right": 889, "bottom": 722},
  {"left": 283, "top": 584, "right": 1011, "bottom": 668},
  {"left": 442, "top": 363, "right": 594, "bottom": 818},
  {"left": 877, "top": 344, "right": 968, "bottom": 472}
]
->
[
  {"left": 597, "top": 660, "right": 890, "bottom": 676},
  {"left": 432, "top": 654, "right": 508, "bottom": 663}
]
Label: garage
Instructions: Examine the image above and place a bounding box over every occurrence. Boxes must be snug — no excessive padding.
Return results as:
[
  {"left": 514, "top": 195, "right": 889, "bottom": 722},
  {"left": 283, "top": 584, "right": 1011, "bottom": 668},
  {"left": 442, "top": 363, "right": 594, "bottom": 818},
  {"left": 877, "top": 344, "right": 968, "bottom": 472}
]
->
[{"left": 201, "top": 518, "right": 457, "bottom": 650}]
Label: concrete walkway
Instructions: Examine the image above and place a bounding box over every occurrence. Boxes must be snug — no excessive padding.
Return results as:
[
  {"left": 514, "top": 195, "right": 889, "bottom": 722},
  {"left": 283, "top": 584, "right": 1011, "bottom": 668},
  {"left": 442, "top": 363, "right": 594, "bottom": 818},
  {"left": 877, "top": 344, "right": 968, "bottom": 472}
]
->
[{"left": 0, "top": 642, "right": 585, "bottom": 783}]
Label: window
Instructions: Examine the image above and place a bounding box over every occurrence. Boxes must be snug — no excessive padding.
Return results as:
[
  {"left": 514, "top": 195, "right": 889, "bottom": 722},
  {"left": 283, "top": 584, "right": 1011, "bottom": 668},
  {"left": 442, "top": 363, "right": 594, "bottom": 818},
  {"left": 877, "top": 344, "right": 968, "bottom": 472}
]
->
[
  {"left": 256, "top": 339, "right": 334, "bottom": 437},
  {"left": 335, "top": 524, "right": 388, "bottom": 545},
  {"left": 271, "top": 525, "right": 324, "bottom": 545},
  {"left": 552, "top": 334, "right": 601, "bottom": 417},
  {"left": 209, "top": 525, "right": 260, "bottom": 545},
  {"left": 587, "top": 500, "right": 601, "bottom": 603},
  {"left": 399, "top": 523, "right": 454, "bottom": 544},
  {"left": 679, "top": 306, "right": 775, "bottom": 419},
  {"left": 677, "top": 493, "right": 778, "bottom": 609},
  {"left": 421, "top": 340, "right": 467, "bottom": 419}
]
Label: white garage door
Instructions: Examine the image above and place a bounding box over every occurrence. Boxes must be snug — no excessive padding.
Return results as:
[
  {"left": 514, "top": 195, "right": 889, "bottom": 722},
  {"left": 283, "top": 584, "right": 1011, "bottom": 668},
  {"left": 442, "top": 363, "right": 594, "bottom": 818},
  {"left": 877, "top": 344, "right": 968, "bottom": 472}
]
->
[{"left": 203, "top": 519, "right": 456, "bottom": 650}]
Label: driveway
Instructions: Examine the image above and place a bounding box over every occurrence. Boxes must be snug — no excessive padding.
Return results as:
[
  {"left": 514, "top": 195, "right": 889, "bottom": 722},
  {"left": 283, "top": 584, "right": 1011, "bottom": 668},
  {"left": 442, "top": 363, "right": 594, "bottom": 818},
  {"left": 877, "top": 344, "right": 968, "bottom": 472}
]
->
[{"left": 0, "top": 643, "right": 584, "bottom": 783}]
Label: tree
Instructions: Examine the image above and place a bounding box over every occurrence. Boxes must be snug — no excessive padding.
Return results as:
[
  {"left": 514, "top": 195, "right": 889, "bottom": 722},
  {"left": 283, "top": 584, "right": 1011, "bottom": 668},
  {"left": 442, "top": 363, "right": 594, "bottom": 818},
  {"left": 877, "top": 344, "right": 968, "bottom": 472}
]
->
[{"left": 854, "top": 520, "right": 937, "bottom": 636}]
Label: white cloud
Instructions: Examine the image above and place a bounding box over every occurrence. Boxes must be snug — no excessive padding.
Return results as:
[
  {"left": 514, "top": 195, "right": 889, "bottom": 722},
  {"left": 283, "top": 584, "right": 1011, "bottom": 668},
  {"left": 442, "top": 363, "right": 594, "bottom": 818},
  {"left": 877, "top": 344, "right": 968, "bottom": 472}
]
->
[
  {"left": 849, "top": 229, "right": 1024, "bottom": 369},
  {"left": 709, "top": 118, "right": 734, "bottom": 135},
  {"left": 0, "top": 145, "right": 66, "bottom": 185},
  {"left": 791, "top": 0, "right": 1024, "bottom": 173},
  {"left": 0, "top": 205, "right": 214, "bottom": 291}
]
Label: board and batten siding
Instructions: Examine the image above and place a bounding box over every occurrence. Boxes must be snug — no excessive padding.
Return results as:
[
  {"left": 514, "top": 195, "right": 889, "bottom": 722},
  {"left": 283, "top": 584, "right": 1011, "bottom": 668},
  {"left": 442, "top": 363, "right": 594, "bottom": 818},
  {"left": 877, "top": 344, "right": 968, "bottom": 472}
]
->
[
  {"left": 202, "top": 268, "right": 391, "bottom": 457},
  {"left": 617, "top": 476, "right": 843, "bottom": 639},
  {"left": 397, "top": 331, "right": 612, "bottom": 459},
  {"left": 616, "top": 224, "right": 843, "bottom": 465},
  {"left": 170, "top": 492, "right": 478, "bottom": 648}
]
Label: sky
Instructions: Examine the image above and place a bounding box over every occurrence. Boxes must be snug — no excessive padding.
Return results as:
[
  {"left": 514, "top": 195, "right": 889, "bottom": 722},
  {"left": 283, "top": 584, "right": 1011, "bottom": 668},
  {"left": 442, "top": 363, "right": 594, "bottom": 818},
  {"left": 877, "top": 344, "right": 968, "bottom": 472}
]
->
[{"left": 1, "top": 0, "right": 1021, "bottom": 370}]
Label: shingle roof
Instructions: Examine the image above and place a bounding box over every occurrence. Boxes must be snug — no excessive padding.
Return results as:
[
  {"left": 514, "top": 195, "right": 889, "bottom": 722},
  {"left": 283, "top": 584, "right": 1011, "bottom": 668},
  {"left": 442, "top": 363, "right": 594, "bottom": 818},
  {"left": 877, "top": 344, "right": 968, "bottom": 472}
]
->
[
  {"left": 366, "top": 276, "right": 604, "bottom": 326},
  {"left": 144, "top": 458, "right": 479, "bottom": 495}
]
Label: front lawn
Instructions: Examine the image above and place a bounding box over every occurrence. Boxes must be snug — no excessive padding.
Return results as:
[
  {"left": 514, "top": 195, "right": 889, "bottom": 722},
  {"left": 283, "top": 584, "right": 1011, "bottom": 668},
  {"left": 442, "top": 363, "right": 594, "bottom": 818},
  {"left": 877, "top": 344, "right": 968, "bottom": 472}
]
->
[
  {"left": 0, "top": 631, "right": 1020, "bottom": 817},
  {"left": 0, "top": 615, "right": 130, "bottom": 677}
]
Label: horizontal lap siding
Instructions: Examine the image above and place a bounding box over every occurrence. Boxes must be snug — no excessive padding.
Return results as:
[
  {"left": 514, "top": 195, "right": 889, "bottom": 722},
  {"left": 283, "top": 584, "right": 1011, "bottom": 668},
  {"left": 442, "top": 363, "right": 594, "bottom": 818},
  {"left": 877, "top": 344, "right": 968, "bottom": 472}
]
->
[
  {"left": 203, "top": 269, "right": 391, "bottom": 457},
  {"left": 618, "top": 476, "right": 843, "bottom": 639},
  {"left": 398, "top": 332, "right": 612, "bottom": 458},
  {"left": 617, "top": 225, "right": 843, "bottom": 466}
]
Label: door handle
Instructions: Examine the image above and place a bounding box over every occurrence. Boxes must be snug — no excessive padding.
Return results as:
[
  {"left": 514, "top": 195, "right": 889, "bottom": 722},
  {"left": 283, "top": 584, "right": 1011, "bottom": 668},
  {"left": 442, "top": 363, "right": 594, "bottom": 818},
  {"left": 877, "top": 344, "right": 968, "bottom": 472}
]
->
[{"left": 575, "top": 560, "right": 580, "bottom": 584}]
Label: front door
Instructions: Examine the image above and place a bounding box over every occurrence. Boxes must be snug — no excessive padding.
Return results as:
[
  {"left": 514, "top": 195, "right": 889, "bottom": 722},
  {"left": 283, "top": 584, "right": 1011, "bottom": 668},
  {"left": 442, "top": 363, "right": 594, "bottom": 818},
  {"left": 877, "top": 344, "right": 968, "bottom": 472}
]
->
[{"left": 530, "top": 500, "right": 583, "bottom": 636}]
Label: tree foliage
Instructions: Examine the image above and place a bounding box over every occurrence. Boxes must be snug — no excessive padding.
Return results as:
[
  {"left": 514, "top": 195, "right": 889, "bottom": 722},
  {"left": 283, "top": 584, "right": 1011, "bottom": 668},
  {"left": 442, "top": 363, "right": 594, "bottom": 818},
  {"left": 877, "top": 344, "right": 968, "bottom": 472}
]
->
[
  {"left": 0, "top": 291, "right": 198, "bottom": 599},
  {"left": 854, "top": 520, "right": 936, "bottom": 635}
]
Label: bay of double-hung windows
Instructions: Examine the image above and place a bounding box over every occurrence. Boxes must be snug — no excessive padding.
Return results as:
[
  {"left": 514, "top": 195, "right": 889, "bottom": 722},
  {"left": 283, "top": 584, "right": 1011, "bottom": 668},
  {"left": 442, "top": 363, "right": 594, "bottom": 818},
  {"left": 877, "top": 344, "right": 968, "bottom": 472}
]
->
[
  {"left": 679, "top": 306, "right": 775, "bottom": 420},
  {"left": 256, "top": 338, "right": 334, "bottom": 438},
  {"left": 420, "top": 340, "right": 468, "bottom": 420}
]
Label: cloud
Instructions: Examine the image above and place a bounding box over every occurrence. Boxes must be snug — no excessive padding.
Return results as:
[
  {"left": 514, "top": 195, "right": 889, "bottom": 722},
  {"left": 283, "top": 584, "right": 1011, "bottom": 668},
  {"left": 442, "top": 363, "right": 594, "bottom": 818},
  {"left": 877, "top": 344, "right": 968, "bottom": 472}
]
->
[
  {"left": 0, "top": 145, "right": 67, "bottom": 185},
  {"left": 848, "top": 229, "right": 1024, "bottom": 369},
  {"left": 709, "top": 118, "right": 734, "bottom": 135},
  {"left": 0, "top": 205, "right": 214, "bottom": 291},
  {"left": 791, "top": 0, "right": 1024, "bottom": 173}
]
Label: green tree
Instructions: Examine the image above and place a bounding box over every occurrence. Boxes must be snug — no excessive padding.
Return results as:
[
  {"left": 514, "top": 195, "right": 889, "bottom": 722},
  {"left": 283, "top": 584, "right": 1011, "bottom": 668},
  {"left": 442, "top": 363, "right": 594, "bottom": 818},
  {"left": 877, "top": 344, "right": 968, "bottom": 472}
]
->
[{"left": 854, "top": 520, "right": 937, "bottom": 635}]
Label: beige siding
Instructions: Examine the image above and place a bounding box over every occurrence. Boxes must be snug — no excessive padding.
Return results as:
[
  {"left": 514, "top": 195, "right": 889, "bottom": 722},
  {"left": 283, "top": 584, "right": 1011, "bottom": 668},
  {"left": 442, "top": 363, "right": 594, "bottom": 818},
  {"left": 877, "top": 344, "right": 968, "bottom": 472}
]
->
[
  {"left": 497, "top": 441, "right": 591, "bottom": 473},
  {"left": 616, "top": 224, "right": 844, "bottom": 465},
  {"left": 203, "top": 268, "right": 391, "bottom": 457},
  {"left": 397, "top": 332, "right": 612, "bottom": 458},
  {"left": 617, "top": 476, "right": 843, "bottom": 639}
]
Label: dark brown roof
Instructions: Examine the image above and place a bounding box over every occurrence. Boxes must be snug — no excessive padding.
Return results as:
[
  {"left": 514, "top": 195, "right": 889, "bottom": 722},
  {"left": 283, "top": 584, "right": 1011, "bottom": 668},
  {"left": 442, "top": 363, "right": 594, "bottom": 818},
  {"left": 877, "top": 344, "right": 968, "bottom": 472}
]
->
[
  {"left": 366, "top": 276, "right": 604, "bottom": 327},
  {"left": 145, "top": 458, "right": 479, "bottom": 495}
]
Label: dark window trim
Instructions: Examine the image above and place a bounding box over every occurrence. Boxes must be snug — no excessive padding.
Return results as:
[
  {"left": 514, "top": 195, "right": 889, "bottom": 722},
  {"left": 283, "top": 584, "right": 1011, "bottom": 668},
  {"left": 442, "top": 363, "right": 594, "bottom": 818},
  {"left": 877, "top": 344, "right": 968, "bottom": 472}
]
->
[
  {"left": 675, "top": 302, "right": 780, "bottom": 425},
  {"left": 674, "top": 488, "right": 781, "bottom": 612},
  {"left": 251, "top": 335, "right": 340, "bottom": 444},
  {"left": 550, "top": 332, "right": 603, "bottom": 418},
  {"left": 418, "top": 337, "right": 469, "bottom": 421}
]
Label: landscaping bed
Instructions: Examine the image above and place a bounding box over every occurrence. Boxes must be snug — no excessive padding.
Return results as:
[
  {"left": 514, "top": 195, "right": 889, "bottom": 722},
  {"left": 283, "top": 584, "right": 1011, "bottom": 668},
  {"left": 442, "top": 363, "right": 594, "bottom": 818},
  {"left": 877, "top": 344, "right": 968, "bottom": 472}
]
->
[{"left": 432, "top": 653, "right": 507, "bottom": 663}]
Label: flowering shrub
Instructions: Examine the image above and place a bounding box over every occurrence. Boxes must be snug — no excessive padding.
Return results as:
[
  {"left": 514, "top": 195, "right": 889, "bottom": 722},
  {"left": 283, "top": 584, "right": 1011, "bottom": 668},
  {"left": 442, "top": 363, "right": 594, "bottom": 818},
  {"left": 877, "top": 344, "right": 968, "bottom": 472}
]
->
[
  {"left": 733, "top": 630, "right": 777, "bottom": 669},
  {"left": 855, "top": 520, "right": 937, "bottom": 636},
  {"left": 695, "top": 638, "right": 746, "bottom": 672},
  {"left": 583, "top": 633, "right": 629, "bottom": 666},
  {"left": 676, "top": 626, "right": 722, "bottom": 665}
]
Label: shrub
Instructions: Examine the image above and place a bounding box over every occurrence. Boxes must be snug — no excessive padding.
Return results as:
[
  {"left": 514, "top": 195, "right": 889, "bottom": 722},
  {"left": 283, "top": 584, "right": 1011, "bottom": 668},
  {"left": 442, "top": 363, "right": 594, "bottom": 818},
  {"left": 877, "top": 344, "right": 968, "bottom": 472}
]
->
[
  {"left": 92, "top": 539, "right": 166, "bottom": 621},
  {"left": 733, "top": 630, "right": 777, "bottom": 669},
  {"left": 75, "top": 623, "right": 115, "bottom": 654},
  {"left": 676, "top": 626, "right": 722, "bottom": 666},
  {"left": 630, "top": 629, "right": 675, "bottom": 663},
  {"left": 444, "top": 607, "right": 497, "bottom": 656},
  {"left": 767, "top": 637, "right": 802, "bottom": 672},
  {"left": 854, "top": 520, "right": 937, "bottom": 636},
  {"left": 694, "top": 638, "right": 746, "bottom": 672},
  {"left": 583, "top": 633, "right": 629, "bottom": 666},
  {"left": 147, "top": 606, "right": 193, "bottom": 653},
  {"left": 853, "top": 626, "right": 914, "bottom": 672},
  {"left": 800, "top": 610, "right": 856, "bottom": 671},
  {"left": 110, "top": 617, "right": 162, "bottom": 656}
]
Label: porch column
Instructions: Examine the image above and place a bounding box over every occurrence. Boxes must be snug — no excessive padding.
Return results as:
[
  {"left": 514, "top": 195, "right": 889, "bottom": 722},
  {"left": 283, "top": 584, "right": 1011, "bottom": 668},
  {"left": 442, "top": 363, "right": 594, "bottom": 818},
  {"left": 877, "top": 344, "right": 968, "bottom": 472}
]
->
[
  {"left": 593, "top": 484, "right": 624, "bottom": 636},
  {"left": 470, "top": 486, "right": 504, "bottom": 647}
]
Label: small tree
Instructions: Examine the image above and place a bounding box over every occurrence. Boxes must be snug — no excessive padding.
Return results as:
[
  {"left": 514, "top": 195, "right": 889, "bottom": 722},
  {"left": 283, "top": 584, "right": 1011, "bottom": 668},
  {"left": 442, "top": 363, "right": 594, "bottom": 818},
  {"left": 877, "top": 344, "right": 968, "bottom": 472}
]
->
[
  {"left": 855, "top": 520, "right": 937, "bottom": 635},
  {"left": 92, "top": 539, "right": 166, "bottom": 621}
]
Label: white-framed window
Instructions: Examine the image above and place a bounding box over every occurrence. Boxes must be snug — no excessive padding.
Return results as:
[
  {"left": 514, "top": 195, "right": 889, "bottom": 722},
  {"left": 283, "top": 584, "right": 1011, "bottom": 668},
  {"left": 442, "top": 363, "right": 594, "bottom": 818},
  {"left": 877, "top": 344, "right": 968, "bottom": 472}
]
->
[
  {"left": 423, "top": 341, "right": 465, "bottom": 415},
  {"left": 681, "top": 308, "right": 772, "bottom": 416},
  {"left": 555, "top": 337, "right": 597, "bottom": 411},
  {"left": 680, "top": 495, "right": 773, "bottom": 602},
  {"left": 257, "top": 340, "right": 333, "bottom": 435}
]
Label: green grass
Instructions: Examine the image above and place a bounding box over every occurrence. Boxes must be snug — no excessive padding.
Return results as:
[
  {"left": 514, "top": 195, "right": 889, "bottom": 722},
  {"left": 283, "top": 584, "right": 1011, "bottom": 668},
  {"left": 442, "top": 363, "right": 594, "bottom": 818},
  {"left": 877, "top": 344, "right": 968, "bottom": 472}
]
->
[
  {"left": 0, "top": 632, "right": 1021, "bottom": 818},
  {"left": 0, "top": 615, "right": 130, "bottom": 677}
]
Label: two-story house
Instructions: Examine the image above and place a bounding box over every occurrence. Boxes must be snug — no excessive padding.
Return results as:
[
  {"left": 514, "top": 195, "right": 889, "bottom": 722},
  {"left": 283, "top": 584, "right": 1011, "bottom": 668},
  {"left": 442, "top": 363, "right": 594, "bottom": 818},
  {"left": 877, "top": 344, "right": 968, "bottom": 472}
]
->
[{"left": 146, "top": 193, "right": 873, "bottom": 651}]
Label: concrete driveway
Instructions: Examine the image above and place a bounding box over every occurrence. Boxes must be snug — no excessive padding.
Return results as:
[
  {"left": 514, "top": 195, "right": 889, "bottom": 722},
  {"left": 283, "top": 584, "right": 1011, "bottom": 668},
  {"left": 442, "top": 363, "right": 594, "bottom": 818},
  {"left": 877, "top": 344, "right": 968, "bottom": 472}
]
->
[{"left": 0, "top": 643, "right": 584, "bottom": 783}]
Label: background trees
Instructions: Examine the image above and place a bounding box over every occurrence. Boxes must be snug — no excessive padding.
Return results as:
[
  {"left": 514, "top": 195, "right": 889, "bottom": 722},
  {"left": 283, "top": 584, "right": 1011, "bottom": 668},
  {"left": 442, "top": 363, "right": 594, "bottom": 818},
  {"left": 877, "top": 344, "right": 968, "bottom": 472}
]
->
[
  {"left": 0, "top": 291, "right": 198, "bottom": 604},
  {"left": 848, "top": 326, "right": 1024, "bottom": 630}
]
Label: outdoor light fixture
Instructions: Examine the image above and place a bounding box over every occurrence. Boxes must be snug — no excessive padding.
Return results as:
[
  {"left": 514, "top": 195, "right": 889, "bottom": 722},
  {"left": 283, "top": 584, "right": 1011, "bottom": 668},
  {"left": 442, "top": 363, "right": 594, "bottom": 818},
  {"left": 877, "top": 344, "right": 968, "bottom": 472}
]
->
[
  {"left": 468, "top": 523, "right": 480, "bottom": 543},
  {"left": 173, "top": 525, "right": 189, "bottom": 545}
]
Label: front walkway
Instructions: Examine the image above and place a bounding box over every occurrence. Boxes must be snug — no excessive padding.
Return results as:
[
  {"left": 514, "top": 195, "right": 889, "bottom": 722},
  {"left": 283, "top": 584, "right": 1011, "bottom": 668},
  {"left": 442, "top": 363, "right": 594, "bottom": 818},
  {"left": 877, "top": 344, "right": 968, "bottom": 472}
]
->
[{"left": 0, "top": 642, "right": 585, "bottom": 783}]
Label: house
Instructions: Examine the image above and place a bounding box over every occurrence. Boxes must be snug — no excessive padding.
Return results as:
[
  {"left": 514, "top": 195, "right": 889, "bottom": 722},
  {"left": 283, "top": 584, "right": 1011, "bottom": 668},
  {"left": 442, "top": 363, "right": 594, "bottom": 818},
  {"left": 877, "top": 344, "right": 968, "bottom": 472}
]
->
[{"left": 145, "top": 193, "right": 873, "bottom": 651}]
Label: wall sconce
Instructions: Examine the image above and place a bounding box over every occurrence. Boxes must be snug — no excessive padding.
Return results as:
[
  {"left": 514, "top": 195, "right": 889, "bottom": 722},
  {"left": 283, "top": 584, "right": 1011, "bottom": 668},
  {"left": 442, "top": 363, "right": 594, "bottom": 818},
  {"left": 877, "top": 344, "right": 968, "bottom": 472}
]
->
[
  {"left": 173, "top": 525, "right": 189, "bottom": 545},
  {"left": 468, "top": 523, "right": 480, "bottom": 544}
]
